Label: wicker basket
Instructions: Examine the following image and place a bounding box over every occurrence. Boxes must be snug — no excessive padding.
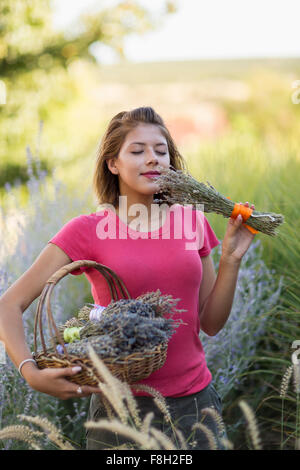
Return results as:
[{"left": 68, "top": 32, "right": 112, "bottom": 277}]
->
[{"left": 32, "top": 260, "right": 168, "bottom": 386}]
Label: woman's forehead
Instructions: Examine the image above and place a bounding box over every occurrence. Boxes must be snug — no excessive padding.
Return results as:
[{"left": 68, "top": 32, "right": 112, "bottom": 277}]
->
[{"left": 125, "top": 124, "right": 167, "bottom": 145}]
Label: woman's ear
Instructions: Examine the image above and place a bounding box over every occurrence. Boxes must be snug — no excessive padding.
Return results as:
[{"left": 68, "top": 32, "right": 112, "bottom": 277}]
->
[{"left": 107, "top": 158, "right": 119, "bottom": 175}]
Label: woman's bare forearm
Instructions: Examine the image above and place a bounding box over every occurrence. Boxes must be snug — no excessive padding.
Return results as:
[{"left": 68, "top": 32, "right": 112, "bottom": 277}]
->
[
  {"left": 199, "top": 256, "right": 241, "bottom": 336},
  {"left": 0, "top": 300, "right": 39, "bottom": 381}
]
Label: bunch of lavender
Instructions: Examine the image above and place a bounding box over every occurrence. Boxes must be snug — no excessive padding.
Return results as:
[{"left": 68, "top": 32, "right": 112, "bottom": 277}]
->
[
  {"left": 154, "top": 167, "right": 284, "bottom": 237},
  {"left": 55, "top": 290, "right": 186, "bottom": 342},
  {"left": 103, "top": 290, "right": 186, "bottom": 319},
  {"left": 57, "top": 297, "right": 185, "bottom": 359}
]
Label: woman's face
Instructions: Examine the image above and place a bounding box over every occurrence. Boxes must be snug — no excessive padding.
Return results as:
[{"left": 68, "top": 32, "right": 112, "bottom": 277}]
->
[{"left": 107, "top": 123, "right": 170, "bottom": 202}]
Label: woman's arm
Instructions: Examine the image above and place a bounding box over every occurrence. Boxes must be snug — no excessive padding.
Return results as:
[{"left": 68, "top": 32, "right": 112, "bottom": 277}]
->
[
  {"left": 198, "top": 201, "right": 256, "bottom": 336},
  {"left": 0, "top": 244, "right": 73, "bottom": 380},
  {"left": 199, "top": 255, "right": 240, "bottom": 336},
  {"left": 0, "top": 244, "right": 102, "bottom": 398}
]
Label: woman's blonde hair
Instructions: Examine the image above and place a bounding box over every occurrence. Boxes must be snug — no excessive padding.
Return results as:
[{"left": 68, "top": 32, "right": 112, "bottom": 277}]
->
[{"left": 93, "top": 106, "right": 187, "bottom": 208}]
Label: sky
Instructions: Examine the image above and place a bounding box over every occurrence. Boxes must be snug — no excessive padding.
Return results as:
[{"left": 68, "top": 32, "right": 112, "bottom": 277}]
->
[{"left": 52, "top": 0, "right": 300, "bottom": 64}]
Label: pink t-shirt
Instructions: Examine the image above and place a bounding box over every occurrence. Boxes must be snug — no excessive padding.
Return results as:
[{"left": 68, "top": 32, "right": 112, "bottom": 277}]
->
[{"left": 48, "top": 204, "right": 220, "bottom": 397}]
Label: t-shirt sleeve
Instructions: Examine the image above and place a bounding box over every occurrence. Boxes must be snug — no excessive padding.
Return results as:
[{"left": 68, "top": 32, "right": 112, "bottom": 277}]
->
[
  {"left": 198, "top": 215, "right": 220, "bottom": 257},
  {"left": 47, "top": 215, "right": 92, "bottom": 275}
]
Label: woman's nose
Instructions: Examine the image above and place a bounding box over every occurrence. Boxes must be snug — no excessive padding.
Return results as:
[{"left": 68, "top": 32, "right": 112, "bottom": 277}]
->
[{"left": 146, "top": 149, "right": 159, "bottom": 164}]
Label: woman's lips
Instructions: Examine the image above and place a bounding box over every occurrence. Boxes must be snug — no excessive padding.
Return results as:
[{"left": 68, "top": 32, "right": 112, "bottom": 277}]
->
[{"left": 141, "top": 173, "right": 160, "bottom": 179}]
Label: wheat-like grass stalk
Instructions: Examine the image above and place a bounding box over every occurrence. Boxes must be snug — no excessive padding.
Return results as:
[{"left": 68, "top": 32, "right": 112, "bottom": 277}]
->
[
  {"left": 95, "top": 378, "right": 129, "bottom": 425},
  {"left": 149, "top": 426, "right": 177, "bottom": 450},
  {"left": 119, "top": 381, "right": 142, "bottom": 429},
  {"left": 131, "top": 383, "right": 186, "bottom": 448},
  {"left": 220, "top": 436, "right": 234, "bottom": 450},
  {"left": 0, "top": 424, "right": 43, "bottom": 448},
  {"left": 87, "top": 345, "right": 130, "bottom": 425},
  {"left": 140, "top": 412, "right": 154, "bottom": 435},
  {"left": 17, "top": 414, "right": 74, "bottom": 450},
  {"left": 280, "top": 365, "right": 294, "bottom": 397},
  {"left": 155, "top": 167, "right": 284, "bottom": 237},
  {"left": 131, "top": 384, "right": 172, "bottom": 423},
  {"left": 200, "top": 406, "right": 226, "bottom": 436},
  {"left": 172, "top": 427, "right": 188, "bottom": 450},
  {"left": 84, "top": 418, "right": 159, "bottom": 450},
  {"left": 238, "top": 400, "right": 262, "bottom": 450},
  {"left": 101, "top": 395, "right": 115, "bottom": 421},
  {"left": 191, "top": 422, "right": 218, "bottom": 450}
]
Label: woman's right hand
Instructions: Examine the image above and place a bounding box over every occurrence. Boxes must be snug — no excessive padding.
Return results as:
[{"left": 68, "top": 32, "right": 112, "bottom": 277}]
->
[{"left": 26, "top": 366, "right": 103, "bottom": 400}]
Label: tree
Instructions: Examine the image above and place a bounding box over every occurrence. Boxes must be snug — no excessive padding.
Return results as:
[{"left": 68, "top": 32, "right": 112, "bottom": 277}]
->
[{"left": 0, "top": 0, "right": 177, "bottom": 187}]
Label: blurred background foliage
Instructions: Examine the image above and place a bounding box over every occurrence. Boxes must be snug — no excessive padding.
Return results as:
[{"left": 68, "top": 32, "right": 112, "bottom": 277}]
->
[{"left": 0, "top": 0, "right": 176, "bottom": 193}]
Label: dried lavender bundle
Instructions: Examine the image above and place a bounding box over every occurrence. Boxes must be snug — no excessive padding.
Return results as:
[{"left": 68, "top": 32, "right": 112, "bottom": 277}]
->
[
  {"left": 107, "top": 290, "right": 186, "bottom": 318},
  {"left": 52, "top": 294, "right": 186, "bottom": 359},
  {"left": 64, "top": 314, "right": 181, "bottom": 359},
  {"left": 155, "top": 168, "right": 284, "bottom": 237}
]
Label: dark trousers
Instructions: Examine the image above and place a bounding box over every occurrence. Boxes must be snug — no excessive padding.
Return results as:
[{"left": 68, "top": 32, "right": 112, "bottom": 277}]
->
[{"left": 85, "top": 382, "right": 228, "bottom": 450}]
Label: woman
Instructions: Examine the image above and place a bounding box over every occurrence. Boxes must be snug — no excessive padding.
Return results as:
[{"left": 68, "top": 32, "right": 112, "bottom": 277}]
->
[{"left": 0, "top": 107, "right": 256, "bottom": 450}]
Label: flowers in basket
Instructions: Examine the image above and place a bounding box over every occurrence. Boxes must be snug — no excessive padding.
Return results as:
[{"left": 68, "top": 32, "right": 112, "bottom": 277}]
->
[{"left": 53, "top": 290, "right": 186, "bottom": 360}]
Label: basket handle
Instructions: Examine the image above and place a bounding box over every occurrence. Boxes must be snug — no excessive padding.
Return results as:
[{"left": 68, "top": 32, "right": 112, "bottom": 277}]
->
[{"left": 33, "top": 260, "right": 131, "bottom": 358}]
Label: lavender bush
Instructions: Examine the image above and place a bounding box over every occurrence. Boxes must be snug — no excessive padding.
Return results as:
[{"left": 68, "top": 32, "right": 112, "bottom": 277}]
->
[
  {"left": 202, "top": 240, "right": 283, "bottom": 400},
  {"left": 0, "top": 145, "right": 93, "bottom": 449}
]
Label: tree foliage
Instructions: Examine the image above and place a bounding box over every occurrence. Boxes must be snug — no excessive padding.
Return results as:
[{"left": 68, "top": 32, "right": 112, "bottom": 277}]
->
[{"left": 0, "top": 0, "right": 177, "bottom": 185}]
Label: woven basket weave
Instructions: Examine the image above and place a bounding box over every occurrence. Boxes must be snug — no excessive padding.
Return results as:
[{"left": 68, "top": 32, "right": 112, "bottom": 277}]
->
[{"left": 32, "top": 260, "right": 168, "bottom": 386}]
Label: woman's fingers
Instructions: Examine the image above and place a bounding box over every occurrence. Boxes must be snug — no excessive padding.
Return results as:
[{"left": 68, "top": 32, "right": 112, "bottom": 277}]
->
[
  {"left": 51, "top": 367, "right": 103, "bottom": 398},
  {"left": 239, "top": 201, "right": 255, "bottom": 209},
  {"left": 69, "top": 384, "right": 103, "bottom": 398}
]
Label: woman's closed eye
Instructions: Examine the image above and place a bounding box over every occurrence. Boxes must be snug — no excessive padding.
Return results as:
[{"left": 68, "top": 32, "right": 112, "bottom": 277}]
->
[{"left": 131, "top": 151, "right": 167, "bottom": 155}]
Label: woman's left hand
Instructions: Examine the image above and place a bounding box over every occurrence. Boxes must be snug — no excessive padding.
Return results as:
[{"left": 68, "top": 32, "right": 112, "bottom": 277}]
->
[{"left": 221, "top": 202, "right": 256, "bottom": 264}]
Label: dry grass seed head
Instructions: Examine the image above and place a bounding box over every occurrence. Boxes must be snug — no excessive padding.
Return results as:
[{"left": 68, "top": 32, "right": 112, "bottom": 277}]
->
[
  {"left": 149, "top": 426, "right": 176, "bottom": 450},
  {"left": 119, "top": 382, "right": 142, "bottom": 428},
  {"left": 101, "top": 395, "right": 115, "bottom": 421},
  {"left": 87, "top": 344, "right": 129, "bottom": 424},
  {"left": 0, "top": 424, "right": 44, "bottom": 448},
  {"left": 238, "top": 400, "right": 262, "bottom": 450},
  {"left": 96, "top": 380, "right": 129, "bottom": 425},
  {"left": 132, "top": 384, "right": 172, "bottom": 423},
  {"left": 17, "top": 414, "right": 75, "bottom": 450},
  {"left": 220, "top": 437, "right": 234, "bottom": 450},
  {"left": 200, "top": 406, "right": 226, "bottom": 436},
  {"left": 173, "top": 427, "right": 188, "bottom": 450},
  {"left": 85, "top": 418, "right": 159, "bottom": 450},
  {"left": 191, "top": 422, "right": 218, "bottom": 450},
  {"left": 140, "top": 412, "right": 154, "bottom": 435},
  {"left": 280, "top": 365, "right": 294, "bottom": 397}
]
